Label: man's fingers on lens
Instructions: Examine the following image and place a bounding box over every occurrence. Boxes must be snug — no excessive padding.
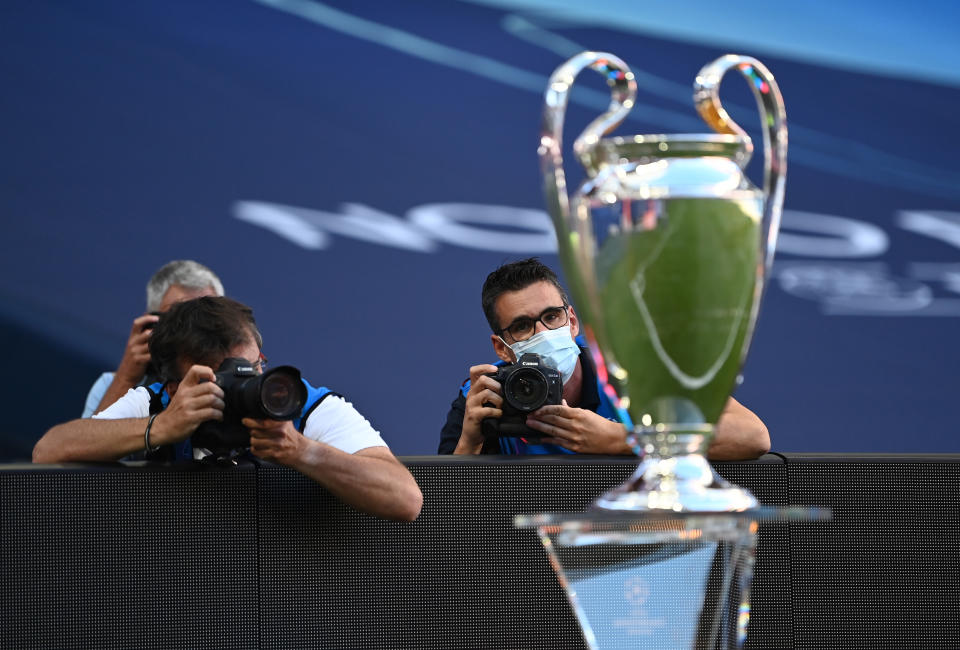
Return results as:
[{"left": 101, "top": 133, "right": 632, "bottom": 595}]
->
[
  {"left": 177, "top": 390, "right": 223, "bottom": 420},
  {"left": 242, "top": 418, "right": 284, "bottom": 435},
  {"left": 528, "top": 416, "right": 574, "bottom": 442},
  {"left": 469, "top": 364, "right": 500, "bottom": 383},
  {"left": 180, "top": 366, "right": 223, "bottom": 390},
  {"left": 199, "top": 407, "right": 224, "bottom": 422},
  {"left": 183, "top": 364, "right": 217, "bottom": 386},
  {"left": 187, "top": 387, "right": 223, "bottom": 407},
  {"left": 537, "top": 424, "right": 579, "bottom": 450},
  {"left": 532, "top": 404, "right": 573, "bottom": 421},
  {"left": 200, "top": 392, "right": 225, "bottom": 411},
  {"left": 471, "top": 375, "right": 502, "bottom": 397},
  {"left": 467, "top": 394, "right": 501, "bottom": 421},
  {"left": 525, "top": 416, "right": 549, "bottom": 434},
  {"left": 129, "top": 316, "right": 149, "bottom": 335},
  {"left": 479, "top": 405, "right": 502, "bottom": 420},
  {"left": 528, "top": 415, "right": 577, "bottom": 442},
  {"left": 474, "top": 388, "right": 502, "bottom": 408},
  {"left": 187, "top": 381, "right": 224, "bottom": 402},
  {"left": 128, "top": 317, "right": 158, "bottom": 340}
]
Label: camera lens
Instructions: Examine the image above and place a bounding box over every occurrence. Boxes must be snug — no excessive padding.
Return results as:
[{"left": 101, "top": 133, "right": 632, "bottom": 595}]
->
[
  {"left": 259, "top": 370, "right": 303, "bottom": 419},
  {"left": 215, "top": 358, "right": 307, "bottom": 423},
  {"left": 504, "top": 367, "right": 548, "bottom": 412}
]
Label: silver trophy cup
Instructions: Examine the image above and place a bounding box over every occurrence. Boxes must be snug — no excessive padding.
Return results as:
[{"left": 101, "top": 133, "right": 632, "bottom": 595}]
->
[{"left": 540, "top": 52, "right": 787, "bottom": 512}]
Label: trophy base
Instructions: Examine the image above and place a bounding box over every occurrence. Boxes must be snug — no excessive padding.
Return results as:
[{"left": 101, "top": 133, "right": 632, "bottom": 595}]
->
[
  {"left": 515, "top": 508, "right": 830, "bottom": 650},
  {"left": 526, "top": 512, "right": 757, "bottom": 650},
  {"left": 594, "top": 427, "right": 758, "bottom": 513}
]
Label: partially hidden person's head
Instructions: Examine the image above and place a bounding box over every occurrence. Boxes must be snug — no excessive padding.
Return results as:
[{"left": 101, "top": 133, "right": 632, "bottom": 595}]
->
[
  {"left": 149, "top": 296, "right": 263, "bottom": 384},
  {"left": 146, "top": 260, "right": 225, "bottom": 313}
]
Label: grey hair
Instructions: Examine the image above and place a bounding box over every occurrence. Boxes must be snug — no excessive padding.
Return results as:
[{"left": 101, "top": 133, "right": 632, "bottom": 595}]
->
[{"left": 145, "top": 260, "right": 225, "bottom": 312}]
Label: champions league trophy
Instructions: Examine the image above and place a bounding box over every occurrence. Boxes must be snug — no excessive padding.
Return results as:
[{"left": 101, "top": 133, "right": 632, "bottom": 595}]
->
[
  {"left": 541, "top": 51, "right": 786, "bottom": 511},
  {"left": 514, "top": 52, "right": 812, "bottom": 649}
]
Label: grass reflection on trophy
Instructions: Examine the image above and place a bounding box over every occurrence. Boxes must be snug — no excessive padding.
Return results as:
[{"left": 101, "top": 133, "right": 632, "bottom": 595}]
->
[
  {"left": 521, "top": 49, "right": 793, "bottom": 650},
  {"left": 539, "top": 50, "right": 787, "bottom": 513}
]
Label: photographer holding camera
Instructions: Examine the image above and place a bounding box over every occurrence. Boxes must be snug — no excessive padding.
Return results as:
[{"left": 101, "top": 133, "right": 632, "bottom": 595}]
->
[
  {"left": 36, "top": 296, "right": 423, "bottom": 522},
  {"left": 438, "top": 258, "right": 771, "bottom": 459},
  {"left": 82, "top": 260, "right": 225, "bottom": 418}
]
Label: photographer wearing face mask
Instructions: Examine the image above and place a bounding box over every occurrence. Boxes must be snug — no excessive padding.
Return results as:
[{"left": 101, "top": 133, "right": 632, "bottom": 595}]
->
[{"left": 438, "top": 258, "right": 771, "bottom": 459}]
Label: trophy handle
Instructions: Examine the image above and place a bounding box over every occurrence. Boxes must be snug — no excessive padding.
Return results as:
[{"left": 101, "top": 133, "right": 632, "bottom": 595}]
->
[
  {"left": 694, "top": 55, "right": 788, "bottom": 277},
  {"left": 539, "top": 52, "right": 638, "bottom": 228}
]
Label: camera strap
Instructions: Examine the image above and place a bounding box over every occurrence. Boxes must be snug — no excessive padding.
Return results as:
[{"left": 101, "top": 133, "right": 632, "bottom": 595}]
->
[
  {"left": 295, "top": 384, "right": 339, "bottom": 433},
  {"left": 144, "top": 382, "right": 193, "bottom": 461}
]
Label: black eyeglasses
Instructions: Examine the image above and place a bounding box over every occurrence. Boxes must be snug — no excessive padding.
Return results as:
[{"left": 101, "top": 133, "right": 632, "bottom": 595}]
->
[{"left": 498, "top": 305, "right": 569, "bottom": 343}]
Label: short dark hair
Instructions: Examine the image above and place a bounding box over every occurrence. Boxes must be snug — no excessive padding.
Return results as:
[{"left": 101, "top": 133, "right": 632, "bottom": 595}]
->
[
  {"left": 481, "top": 258, "right": 570, "bottom": 333},
  {"left": 149, "top": 296, "right": 263, "bottom": 381}
]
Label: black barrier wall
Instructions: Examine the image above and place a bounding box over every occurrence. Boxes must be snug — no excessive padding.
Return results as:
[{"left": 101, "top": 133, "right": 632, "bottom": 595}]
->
[{"left": 2, "top": 455, "right": 959, "bottom": 649}]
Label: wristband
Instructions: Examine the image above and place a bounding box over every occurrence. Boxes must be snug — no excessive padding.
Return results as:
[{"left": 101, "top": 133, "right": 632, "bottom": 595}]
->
[{"left": 144, "top": 413, "right": 161, "bottom": 453}]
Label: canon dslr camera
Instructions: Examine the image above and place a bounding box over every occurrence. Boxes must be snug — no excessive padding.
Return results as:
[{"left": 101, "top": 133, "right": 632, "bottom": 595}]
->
[
  {"left": 192, "top": 357, "right": 308, "bottom": 457},
  {"left": 482, "top": 353, "right": 563, "bottom": 439}
]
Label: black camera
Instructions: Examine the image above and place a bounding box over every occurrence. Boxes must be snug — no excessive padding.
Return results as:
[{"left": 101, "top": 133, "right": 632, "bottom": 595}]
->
[
  {"left": 140, "top": 312, "right": 164, "bottom": 383},
  {"left": 191, "top": 357, "right": 308, "bottom": 456},
  {"left": 481, "top": 353, "right": 563, "bottom": 439}
]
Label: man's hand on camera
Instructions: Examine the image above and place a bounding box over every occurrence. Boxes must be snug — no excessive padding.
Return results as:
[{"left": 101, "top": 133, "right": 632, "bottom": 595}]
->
[
  {"left": 115, "top": 314, "right": 160, "bottom": 384},
  {"left": 525, "top": 400, "right": 632, "bottom": 454},
  {"left": 152, "top": 365, "right": 224, "bottom": 445},
  {"left": 455, "top": 364, "right": 503, "bottom": 454},
  {"left": 245, "top": 418, "right": 304, "bottom": 465}
]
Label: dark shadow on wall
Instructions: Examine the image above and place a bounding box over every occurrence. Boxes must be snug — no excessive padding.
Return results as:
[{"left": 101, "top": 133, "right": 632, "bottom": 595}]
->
[{"left": 0, "top": 316, "right": 104, "bottom": 462}]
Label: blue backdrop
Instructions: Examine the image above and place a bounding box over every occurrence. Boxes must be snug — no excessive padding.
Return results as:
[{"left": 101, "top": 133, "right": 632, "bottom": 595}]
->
[{"left": 2, "top": 0, "right": 958, "bottom": 459}]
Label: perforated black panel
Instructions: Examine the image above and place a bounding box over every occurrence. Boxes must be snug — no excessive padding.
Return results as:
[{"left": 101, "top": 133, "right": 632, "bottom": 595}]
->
[
  {"left": 257, "top": 459, "right": 633, "bottom": 649},
  {"left": 15, "top": 455, "right": 947, "bottom": 649},
  {"left": 786, "top": 458, "right": 960, "bottom": 650},
  {"left": 0, "top": 465, "right": 259, "bottom": 649},
  {"left": 257, "top": 457, "right": 789, "bottom": 650},
  {"left": 714, "top": 459, "right": 793, "bottom": 649}
]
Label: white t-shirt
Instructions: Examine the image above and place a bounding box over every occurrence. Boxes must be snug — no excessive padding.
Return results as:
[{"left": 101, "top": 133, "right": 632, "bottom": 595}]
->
[
  {"left": 93, "top": 386, "right": 387, "bottom": 455},
  {"left": 82, "top": 372, "right": 116, "bottom": 418}
]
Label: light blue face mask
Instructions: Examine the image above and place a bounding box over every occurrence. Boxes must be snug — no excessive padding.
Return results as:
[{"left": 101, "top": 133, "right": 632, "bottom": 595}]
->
[{"left": 506, "top": 325, "right": 581, "bottom": 385}]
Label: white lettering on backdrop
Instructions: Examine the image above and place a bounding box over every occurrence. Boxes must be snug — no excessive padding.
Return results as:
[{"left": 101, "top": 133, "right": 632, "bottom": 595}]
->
[{"left": 233, "top": 201, "right": 960, "bottom": 316}]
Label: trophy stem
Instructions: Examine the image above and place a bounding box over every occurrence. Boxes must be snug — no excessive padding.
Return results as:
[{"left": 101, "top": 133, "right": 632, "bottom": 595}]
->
[{"left": 594, "top": 428, "right": 759, "bottom": 512}]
